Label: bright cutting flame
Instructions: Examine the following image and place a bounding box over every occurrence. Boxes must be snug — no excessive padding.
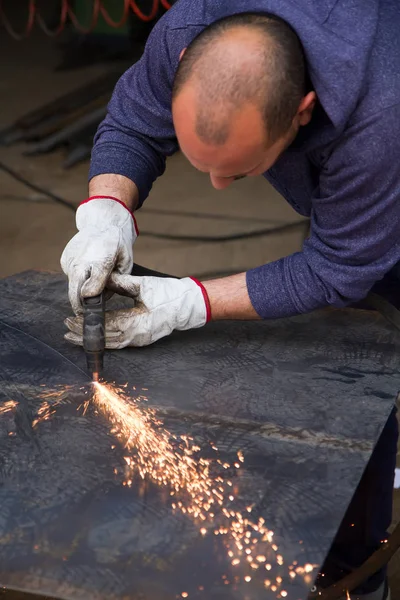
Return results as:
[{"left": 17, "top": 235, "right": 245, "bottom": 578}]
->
[{"left": 346, "top": 592, "right": 351, "bottom": 600}]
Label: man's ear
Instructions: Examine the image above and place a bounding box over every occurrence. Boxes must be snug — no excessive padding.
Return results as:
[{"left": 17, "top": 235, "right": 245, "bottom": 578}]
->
[
  {"left": 297, "top": 91, "right": 317, "bottom": 127},
  {"left": 179, "top": 48, "right": 187, "bottom": 61}
]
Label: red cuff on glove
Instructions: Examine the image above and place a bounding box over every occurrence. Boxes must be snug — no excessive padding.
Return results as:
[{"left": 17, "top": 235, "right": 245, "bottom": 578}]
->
[
  {"left": 190, "top": 278, "right": 212, "bottom": 322},
  {"left": 79, "top": 196, "right": 139, "bottom": 236}
]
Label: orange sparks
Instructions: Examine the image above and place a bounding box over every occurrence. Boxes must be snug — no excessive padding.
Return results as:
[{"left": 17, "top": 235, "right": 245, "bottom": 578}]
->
[
  {"left": 23, "top": 381, "right": 318, "bottom": 590},
  {"left": 231, "top": 559, "right": 240, "bottom": 566},
  {"left": 346, "top": 592, "right": 351, "bottom": 600},
  {"left": 256, "top": 555, "right": 266, "bottom": 563},
  {"left": 0, "top": 400, "right": 17, "bottom": 415},
  {"left": 90, "top": 381, "right": 287, "bottom": 574}
]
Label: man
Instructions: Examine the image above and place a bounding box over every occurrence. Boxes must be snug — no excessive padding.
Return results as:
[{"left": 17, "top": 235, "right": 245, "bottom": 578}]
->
[{"left": 61, "top": 1, "right": 400, "bottom": 598}]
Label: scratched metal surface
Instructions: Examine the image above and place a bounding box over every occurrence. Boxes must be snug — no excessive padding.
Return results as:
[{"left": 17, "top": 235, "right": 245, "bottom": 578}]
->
[{"left": 0, "top": 271, "right": 399, "bottom": 600}]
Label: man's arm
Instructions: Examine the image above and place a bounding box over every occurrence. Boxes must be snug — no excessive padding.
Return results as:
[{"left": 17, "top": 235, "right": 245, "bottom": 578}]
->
[
  {"left": 89, "top": 174, "right": 140, "bottom": 212},
  {"left": 202, "top": 273, "right": 260, "bottom": 320},
  {"left": 87, "top": 174, "right": 261, "bottom": 324},
  {"left": 61, "top": 14, "right": 180, "bottom": 314},
  {"left": 89, "top": 15, "right": 179, "bottom": 206},
  {"left": 246, "top": 104, "right": 400, "bottom": 319}
]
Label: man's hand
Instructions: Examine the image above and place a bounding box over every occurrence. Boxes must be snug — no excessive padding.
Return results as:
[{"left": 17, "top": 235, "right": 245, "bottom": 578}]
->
[
  {"left": 60, "top": 197, "right": 138, "bottom": 315},
  {"left": 64, "top": 274, "right": 211, "bottom": 348}
]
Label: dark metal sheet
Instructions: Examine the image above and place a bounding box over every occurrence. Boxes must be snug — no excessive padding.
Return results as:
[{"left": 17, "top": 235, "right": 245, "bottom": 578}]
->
[{"left": 0, "top": 271, "right": 399, "bottom": 600}]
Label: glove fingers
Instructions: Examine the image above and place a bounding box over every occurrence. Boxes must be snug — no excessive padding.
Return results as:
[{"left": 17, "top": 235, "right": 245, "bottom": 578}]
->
[
  {"left": 65, "top": 331, "right": 123, "bottom": 350},
  {"left": 68, "top": 268, "right": 90, "bottom": 315},
  {"left": 104, "top": 336, "right": 127, "bottom": 350},
  {"left": 65, "top": 321, "right": 121, "bottom": 347},
  {"left": 108, "top": 273, "right": 141, "bottom": 298},
  {"left": 64, "top": 332, "right": 83, "bottom": 347},
  {"left": 104, "top": 308, "right": 149, "bottom": 347},
  {"left": 64, "top": 309, "right": 137, "bottom": 336},
  {"left": 81, "top": 262, "right": 114, "bottom": 299},
  {"left": 64, "top": 316, "right": 83, "bottom": 335}
]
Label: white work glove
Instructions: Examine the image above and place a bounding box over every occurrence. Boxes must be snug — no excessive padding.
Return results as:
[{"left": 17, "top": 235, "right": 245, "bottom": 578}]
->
[
  {"left": 61, "top": 197, "right": 138, "bottom": 315},
  {"left": 64, "top": 274, "right": 211, "bottom": 348}
]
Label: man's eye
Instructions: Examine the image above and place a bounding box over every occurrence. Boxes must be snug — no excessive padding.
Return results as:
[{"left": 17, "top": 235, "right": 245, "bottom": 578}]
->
[{"left": 233, "top": 175, "right": 246, "bottom": 181}]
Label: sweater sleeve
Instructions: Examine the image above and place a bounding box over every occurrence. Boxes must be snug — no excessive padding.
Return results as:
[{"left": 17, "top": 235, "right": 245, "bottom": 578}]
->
[
  {"left": 246, "top": 104, "right": 400, "bottom": 319},
  {"left": 89, "top": 17, "right": 178, "bottom": 206}
]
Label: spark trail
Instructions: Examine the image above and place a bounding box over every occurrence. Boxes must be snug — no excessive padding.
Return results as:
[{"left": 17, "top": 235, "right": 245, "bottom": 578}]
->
[
  {"left": 0, "top": 383, "right": 318, "bottom": 595},
  {"left": 91, "top": 381, "right": 317, "bottom": 593}
]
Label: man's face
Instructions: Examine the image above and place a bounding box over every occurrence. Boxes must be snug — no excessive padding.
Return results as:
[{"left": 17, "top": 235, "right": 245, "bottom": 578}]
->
[{"left": 172, "top": 91, "right": 297, "bottom": 190}]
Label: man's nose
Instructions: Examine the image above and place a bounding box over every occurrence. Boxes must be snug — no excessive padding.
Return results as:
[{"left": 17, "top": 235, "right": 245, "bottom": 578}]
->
[{"left": 210, "top": 174, "right": 234, "bottom": 190}]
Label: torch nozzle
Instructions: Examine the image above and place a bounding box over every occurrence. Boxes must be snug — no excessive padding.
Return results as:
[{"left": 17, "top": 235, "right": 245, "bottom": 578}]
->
[{"left": 82, "top": 294, "right": 105, "bottom": 381}]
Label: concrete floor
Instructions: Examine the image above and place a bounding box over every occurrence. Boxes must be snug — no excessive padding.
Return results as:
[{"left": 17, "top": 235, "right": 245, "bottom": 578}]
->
[{"left": 0, "top": 20, "right": 399, "bottom": 599}]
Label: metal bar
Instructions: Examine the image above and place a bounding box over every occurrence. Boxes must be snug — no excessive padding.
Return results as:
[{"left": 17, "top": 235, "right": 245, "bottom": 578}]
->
[{"left": 24, "top": 106, "right": 107, "bottom": 155}]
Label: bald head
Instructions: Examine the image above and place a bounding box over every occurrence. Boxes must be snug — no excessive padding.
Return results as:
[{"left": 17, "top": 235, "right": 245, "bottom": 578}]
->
[{"left": 172, "top": 13, "right": 306, "bottom": 146}]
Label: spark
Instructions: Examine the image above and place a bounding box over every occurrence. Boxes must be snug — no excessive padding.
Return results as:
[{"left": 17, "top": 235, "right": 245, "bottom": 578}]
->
[
  {"left": 90, "top": 381, "right": 287, "bottom": 573},
  {"left": 294, "top": 564, "right": 318, "bottom": 576},
  {"left": 32, "top": 385, "right": 74, "bottom": 427},
  {"left": 346, "top": 592, "right": 351, "bottom": 600},
  {"left": 231, "top": 559, "right": 240, "bottom": 566},
  {"left": 256, "top": 555, "right": 266, "bottom": 563},
  {"left": 0, "top": 400, "right": 17, "bottom": 414},
  {"left": 7, "top": 380, "right": 318, "bottom": 591},
  {"left": 305, "top": 564, "right": 317, "bottom": 573}
]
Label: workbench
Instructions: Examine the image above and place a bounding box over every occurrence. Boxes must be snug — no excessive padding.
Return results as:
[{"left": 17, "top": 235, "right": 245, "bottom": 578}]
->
[{"left": 0, "top": 271, "right": 398, "bottom": 600}]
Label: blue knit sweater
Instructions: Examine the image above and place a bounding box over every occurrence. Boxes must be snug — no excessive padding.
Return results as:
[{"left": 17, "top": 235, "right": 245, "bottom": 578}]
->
[{"left": 90, "top": 0, "right": 400, "bottom": 319}]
